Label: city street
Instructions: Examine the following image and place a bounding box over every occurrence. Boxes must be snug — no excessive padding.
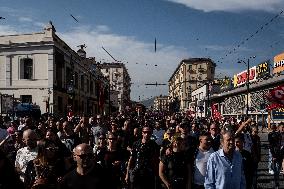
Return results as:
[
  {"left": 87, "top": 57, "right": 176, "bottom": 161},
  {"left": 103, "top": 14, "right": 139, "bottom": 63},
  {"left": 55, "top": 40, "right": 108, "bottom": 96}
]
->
[{"left": 258, "top": 131, "right": 284, "bottom": 188}]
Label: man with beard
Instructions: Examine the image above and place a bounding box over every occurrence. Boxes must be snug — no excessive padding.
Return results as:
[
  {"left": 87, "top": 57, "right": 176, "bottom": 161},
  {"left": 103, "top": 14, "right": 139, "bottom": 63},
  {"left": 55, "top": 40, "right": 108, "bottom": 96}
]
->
[
  {"left": 59, "top": 143, "right": 112, "bottom": 189},
  {"left": 125, "top": 126, "right": 160, "bottom": 189},
  {"left": 205, "top": 131, "right": 246, "bottom": 189}
]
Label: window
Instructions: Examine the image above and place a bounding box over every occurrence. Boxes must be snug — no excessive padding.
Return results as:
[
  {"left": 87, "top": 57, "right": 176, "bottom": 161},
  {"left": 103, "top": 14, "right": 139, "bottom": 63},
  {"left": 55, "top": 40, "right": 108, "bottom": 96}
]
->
[
  {"left": 58, "top": 96, "right": 63, "bottom": 112},
  {"left": 20, "top": 58, "right": 33, "bottom": 79},
  {"left": 90, "top": 81, "right": 94, "bottom": 94},
  {"left": 86, "top": 79, "right": 89, "bottom": 93},
  {"left": 74, "top": 72, "right": 78, "bottom": 89},
  {"left": 80, "top": 75, "right": 84, "bottom": 91},
  {"left": 21, "top": 95, "right": 32, "bottom": 103}
]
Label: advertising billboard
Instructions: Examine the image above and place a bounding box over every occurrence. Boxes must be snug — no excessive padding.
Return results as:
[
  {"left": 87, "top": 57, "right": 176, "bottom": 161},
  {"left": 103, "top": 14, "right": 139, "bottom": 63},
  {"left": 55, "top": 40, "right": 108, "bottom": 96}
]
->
[
  {"left": 256, "top": 60, "right": 270, "bottom": 79},
  {"left": 233, "top": 66, "right": 257, "bottom": 87},
  {"left": 272, "top": 108, "right": 284, "bottom": 120},
  {"left": 273, "top": 52, "right": 284, "bottom": 74},
  {"left": 217, "top": 77, "right": 232, "bottom": 92}
]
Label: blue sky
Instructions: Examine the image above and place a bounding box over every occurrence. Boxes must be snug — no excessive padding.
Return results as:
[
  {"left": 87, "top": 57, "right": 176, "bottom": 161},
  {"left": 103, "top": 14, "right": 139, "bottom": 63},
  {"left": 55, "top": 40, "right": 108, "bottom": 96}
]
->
[{"left": 1, "top": 0, "right": 284, "bottom": 101}]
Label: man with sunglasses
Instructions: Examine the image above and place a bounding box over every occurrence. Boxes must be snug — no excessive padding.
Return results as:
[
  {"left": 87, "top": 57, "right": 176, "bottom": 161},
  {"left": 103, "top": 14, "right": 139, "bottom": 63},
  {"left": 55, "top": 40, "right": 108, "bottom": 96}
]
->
[
  {"left": 125, "top": 126, "right": 160, "bottom": 189},
  {"left": 59, "top": 143, "right": 112, "bottom": 189}
]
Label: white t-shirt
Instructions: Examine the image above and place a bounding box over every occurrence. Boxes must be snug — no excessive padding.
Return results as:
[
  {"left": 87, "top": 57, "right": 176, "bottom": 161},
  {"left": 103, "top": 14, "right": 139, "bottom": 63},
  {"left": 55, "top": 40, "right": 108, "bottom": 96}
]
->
[
  {"left": 153, "top": 129, "right": 165, "bottom": 146},
  {"left": 194, "top": 148, "right": 215, "bottom": 185},
  {"left": 15, "top": 147, "right": 38, "bottom": 182}
]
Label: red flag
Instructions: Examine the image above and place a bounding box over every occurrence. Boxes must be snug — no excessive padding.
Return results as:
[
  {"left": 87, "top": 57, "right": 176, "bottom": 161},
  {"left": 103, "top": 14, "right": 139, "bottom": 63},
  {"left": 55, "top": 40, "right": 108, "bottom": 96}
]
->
[{"left": 266, "top": 84, "right": 284, "bottom": 110}]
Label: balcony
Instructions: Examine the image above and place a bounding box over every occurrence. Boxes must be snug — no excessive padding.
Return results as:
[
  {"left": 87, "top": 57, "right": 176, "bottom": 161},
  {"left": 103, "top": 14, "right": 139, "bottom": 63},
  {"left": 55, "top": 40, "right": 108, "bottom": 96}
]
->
[{"left": 198, "top": 68, "right": 206, "bottom": 73}]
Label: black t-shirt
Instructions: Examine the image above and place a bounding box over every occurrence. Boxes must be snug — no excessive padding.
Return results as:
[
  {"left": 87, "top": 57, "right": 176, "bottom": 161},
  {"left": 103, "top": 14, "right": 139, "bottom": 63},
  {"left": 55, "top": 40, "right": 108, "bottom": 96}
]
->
[
  {"left": 59, "top": 163, "right": 112, "bottom": 189},
  {"left": 161, "top": 151, "right": 189, "bottom": 181},
  {"left": 131, "top": 140, "right": 159, "bottom": 172},
  {"left": 268, "top": 131, "right": 282, "bottom": 159}
]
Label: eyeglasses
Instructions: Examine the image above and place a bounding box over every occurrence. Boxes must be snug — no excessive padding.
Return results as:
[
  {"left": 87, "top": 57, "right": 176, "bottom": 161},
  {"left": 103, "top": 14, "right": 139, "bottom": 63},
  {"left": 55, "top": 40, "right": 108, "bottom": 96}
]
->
[{"left": 76, "top": 153, "right": 93, "bottom": 159}]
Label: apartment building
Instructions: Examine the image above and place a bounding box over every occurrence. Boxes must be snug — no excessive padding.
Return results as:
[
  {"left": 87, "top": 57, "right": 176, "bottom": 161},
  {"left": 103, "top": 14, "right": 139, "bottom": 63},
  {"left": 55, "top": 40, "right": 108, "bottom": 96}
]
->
[
  {"left": 99, "top": 63, "right": 131, "bottom": 112},
  {"left": 168, "top": 58, "right": 216, "bottom": 111},
  {"left": 0, "top": 21, "right": 109, "bottom": 116}
]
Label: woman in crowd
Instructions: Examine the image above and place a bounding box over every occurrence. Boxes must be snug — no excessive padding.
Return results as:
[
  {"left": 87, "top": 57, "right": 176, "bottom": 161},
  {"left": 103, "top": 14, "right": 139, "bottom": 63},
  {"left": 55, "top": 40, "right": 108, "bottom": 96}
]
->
[
  {"left": 24, "top": 139, "right": 67, "bottom": 189},
  {"left": 104, "top": 132, "right": 129, "bottom": 189},
  {"left": 159, "top": 137, "right": 190, "bottom": 189}
]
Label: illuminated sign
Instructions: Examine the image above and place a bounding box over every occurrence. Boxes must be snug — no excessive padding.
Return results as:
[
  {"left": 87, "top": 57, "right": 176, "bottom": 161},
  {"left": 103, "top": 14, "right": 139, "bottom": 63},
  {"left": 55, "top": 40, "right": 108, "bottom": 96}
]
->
[
  {"left": 233, "top": 66, "right": 257, "bottom": 87},
  {"left": 256, "top": 60, "right": 270, "bottom": 79},
  {"left": 273, "top": 52, "right": 284, "bottom": 74},
  {"left": 272, "top": 108, "right": 284, "bottom": 120}
]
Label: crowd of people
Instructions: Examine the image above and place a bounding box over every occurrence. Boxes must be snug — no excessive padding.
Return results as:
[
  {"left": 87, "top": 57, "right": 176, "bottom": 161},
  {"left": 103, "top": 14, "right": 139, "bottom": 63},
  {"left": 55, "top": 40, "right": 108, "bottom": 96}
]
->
[{"left": 0, "top": 110, "right": 283, "bottom": 189}]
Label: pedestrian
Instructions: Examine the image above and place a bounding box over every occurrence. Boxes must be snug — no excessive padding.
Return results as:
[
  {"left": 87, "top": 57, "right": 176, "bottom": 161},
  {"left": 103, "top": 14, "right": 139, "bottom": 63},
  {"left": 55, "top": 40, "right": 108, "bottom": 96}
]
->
[
  {"left": 250, "top": 125, "right": 261, "bottom": 189},
  {"left": 24, "top": 139, "right": 67, "bottom": 189},
  {"left": 191, "top": 132, "right": 214, "bottom": 189},
  {"left": 91, "top": 115, "right": 108, "bottom": 145},
  {"left": 0, "top": 149, "right": 24, "bottom": 189},
  {"left": 15, "top": 129, "right": 38, "bottom": 182},
  {"left": 268, "top": 123, "right": 282, "bottom": 188},
  {"left": 159, "top": 137, "right": 189, "bottom": 189},
  {"left": 204, "top": 131, "right": 246, "bottom": 189},
  {"left": 74, "top": 115, "right": 92, "bottom": 145},
  {"left": 209, "top": 123, "right": 220, "bottom": 151},
  {"left": 125, "top": 126, "right": 160, "bottom": 189},
  {"left": 59, "top": 143, "right": 112, "bottom": 189},
  {"left": 234, "top": 133, "right": 253, "bottom": 189}
]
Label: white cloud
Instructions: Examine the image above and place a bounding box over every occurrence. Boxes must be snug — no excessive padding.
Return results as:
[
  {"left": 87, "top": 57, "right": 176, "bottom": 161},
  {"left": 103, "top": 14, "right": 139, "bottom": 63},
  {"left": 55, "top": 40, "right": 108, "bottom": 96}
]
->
[
  {"left": 166, "top": 0, "right": 284, "bottom": 12},
  {"left": 59, "top": 25, "right": 189, "bottom": 99},
  {"left": 18, "top": 17, "right": 33, "bottom": 22}
]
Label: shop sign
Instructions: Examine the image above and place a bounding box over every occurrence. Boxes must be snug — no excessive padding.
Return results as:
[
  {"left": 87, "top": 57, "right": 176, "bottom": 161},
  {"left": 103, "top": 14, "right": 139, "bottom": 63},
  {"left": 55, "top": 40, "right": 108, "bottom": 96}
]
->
[
  {"left": 272, "top": 108, "right": 284, "bottom": 120},
  {"left": 256, "top": 60, "right": 270, "bottom": 79},
  {"left": 233, "top": 66, "right": 257, "bottom": 87},
  {"left": 273, "top": 52, "right": 284, "bottom": 74}
]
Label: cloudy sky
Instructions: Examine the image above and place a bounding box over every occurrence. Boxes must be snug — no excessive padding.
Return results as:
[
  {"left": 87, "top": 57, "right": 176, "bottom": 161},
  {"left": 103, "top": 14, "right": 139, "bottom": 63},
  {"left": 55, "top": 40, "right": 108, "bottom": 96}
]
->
[{"left": 1, "top": 0, "right": 284, "bottom": 101}]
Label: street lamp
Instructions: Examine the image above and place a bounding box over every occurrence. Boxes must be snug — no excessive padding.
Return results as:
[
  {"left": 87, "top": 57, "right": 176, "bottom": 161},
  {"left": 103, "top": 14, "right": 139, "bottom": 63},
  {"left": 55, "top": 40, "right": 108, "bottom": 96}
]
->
[{"left": 237, "top": 56, "right": 256, "bottom": 117}]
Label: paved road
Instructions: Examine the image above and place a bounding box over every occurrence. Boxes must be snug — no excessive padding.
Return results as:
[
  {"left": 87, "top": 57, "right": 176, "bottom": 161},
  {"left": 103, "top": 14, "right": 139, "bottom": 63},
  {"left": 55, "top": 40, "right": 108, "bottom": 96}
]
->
[{"left": 257, "top": 131, "right": 284, "bottom": 189}]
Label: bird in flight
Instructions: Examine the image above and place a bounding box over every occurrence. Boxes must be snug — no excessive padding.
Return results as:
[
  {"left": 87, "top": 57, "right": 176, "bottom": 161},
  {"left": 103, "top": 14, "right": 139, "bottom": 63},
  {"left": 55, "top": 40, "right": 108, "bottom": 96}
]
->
[{"left": 70, "top": 14, "right": 78, "bottom": 22}]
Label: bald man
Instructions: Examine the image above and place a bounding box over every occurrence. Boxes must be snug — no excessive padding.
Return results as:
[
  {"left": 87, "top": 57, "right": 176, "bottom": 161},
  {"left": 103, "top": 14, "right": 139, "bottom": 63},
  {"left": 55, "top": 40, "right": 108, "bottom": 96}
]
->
[
  {"left": 59, "top": 143, "right": 112, "bottom": 189},
  {"left": 15, "top": 129, "right": 38, "bottom": 182}
]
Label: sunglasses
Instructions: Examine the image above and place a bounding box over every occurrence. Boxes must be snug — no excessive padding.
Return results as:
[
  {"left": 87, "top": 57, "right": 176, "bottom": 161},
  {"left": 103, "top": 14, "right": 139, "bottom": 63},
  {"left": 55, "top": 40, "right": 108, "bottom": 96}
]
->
[
  {"left": 142, "top": 131, "right": 151, "bottom": 134},
  {"left": 108, "top": 138, "right": 117, "bottom": 140},
  {"left": 45, "top": 147, "right": 59, "bottom": 151},
  {"left": 76, "top": 153, "right": 93, "bottom": 159}
]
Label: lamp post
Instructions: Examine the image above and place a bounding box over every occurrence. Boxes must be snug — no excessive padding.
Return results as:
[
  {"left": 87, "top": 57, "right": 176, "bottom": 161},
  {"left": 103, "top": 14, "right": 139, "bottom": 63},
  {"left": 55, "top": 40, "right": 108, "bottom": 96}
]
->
[{"left": 237, "top": 56, "right": 256, "bottom": 117}]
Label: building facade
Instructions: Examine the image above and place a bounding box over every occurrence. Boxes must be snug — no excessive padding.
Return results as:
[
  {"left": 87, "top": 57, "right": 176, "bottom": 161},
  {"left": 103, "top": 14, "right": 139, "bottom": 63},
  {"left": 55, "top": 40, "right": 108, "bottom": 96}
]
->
[
  {"left": 99, "top": 63, "right": 131, "bottom": 112},
  {"left": 153, "top": 95, "right": 169, "bottom": 111},
  {"left": 0, "top": 22, "right": 109, "bottom": 117},
  {"left": 168, "top": 58, "right": 216, "bottom": 111}
]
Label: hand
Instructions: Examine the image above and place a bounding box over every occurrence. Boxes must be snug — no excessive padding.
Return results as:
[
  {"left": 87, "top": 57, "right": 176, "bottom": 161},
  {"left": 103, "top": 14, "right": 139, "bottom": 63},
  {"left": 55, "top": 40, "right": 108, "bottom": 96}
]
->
[
  {"left": 165, "top": 182, "right": 171, "bottom": 189},
  {"left": 125, "top": 175, "right": 129, "bottom": 184}
]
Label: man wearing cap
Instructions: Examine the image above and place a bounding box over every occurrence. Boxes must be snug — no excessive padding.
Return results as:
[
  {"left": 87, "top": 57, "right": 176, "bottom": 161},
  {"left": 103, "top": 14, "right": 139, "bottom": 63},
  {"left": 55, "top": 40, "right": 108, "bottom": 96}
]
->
[{"left": 125, "top": 126, "right": 159, "bottom": 189}]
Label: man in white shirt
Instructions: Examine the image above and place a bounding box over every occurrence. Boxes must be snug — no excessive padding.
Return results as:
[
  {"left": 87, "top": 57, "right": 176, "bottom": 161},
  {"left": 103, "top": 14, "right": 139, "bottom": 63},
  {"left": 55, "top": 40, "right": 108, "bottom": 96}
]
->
[
  {"left": 193, "top": 132, "right": 214, "bottom": 188},
  {"left": 15, "top": 129, "right": 38, "bottom": 182}
]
